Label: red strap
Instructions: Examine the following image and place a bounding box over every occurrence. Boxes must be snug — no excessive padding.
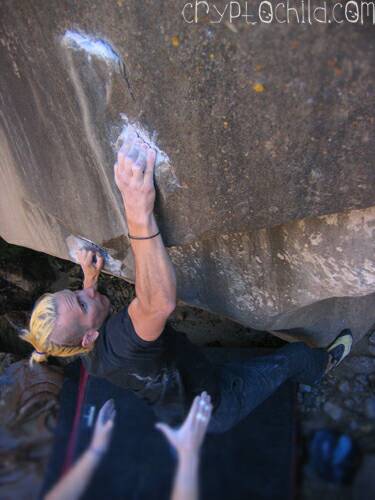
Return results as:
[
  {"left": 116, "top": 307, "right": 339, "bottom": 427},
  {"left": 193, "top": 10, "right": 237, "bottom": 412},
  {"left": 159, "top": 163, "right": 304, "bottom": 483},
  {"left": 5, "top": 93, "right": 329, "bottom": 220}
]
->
[{"left": 61, "top": 364, "right": 89, "bottom": 475}]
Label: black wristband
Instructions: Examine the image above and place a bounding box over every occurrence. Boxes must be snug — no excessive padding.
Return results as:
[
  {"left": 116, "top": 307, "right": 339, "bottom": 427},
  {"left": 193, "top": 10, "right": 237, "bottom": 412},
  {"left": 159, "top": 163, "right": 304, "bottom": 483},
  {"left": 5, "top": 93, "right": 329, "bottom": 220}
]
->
[{"left": 128, "top": 231, "right": 160, "bottom": 240}]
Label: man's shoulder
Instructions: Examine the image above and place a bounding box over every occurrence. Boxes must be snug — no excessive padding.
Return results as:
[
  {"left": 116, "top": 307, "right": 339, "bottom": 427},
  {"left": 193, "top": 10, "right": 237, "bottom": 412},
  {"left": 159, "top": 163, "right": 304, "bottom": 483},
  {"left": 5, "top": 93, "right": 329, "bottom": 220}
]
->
[
  {"left": 105, "top": 305, "right": 172, "bottom": 348},
  {"left": 103, "top": 305, "right": 131, "bottom": 334},
  {"left": 99, "top": 305, "right": 164, "bottom": 359}
]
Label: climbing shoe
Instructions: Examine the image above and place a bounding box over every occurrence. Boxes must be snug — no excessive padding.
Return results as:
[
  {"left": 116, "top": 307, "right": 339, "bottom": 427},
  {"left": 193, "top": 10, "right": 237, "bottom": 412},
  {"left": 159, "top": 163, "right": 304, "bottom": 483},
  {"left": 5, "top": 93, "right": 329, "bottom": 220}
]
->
[{"left": 326, "top": 329, "right": 353, "bottom": 372}]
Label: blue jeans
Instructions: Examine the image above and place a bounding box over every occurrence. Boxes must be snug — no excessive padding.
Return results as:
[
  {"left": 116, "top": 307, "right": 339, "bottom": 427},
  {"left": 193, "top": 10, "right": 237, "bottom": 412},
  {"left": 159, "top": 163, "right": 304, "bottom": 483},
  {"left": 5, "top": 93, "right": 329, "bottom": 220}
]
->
[{"left": 208, "top": 342, "right": 328, "bottom": 434}]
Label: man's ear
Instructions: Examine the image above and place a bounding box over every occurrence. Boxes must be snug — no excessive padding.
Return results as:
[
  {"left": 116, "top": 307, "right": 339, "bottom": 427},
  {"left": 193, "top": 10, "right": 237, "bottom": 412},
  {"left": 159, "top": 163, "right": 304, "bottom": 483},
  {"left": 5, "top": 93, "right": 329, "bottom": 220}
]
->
[{"left": 81, "top": 329, "right": 99, "bottom": 348}]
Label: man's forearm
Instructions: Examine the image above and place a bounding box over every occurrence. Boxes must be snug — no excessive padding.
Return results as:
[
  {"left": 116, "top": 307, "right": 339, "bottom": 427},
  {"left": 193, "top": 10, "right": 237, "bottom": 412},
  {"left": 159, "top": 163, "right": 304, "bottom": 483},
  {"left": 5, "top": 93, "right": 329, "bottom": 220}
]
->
[
  {"left": 127, "top": 211, "right": 176, "bottom": 313},
  {"left": 83, "top": 277, "right": 98, "bottom": 290}
]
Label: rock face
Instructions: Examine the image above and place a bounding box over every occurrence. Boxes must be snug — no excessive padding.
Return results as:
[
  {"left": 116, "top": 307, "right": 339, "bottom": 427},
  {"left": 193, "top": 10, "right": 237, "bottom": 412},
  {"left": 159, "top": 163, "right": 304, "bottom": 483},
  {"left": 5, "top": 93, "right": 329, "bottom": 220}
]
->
[{"left": 0, "top": 1, "right": 375, "bottom": 344}]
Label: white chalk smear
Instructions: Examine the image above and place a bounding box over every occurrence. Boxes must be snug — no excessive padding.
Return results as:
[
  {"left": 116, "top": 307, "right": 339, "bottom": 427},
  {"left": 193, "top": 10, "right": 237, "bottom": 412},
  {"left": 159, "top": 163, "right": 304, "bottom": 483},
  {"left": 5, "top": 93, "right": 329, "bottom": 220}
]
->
[
  {"left": 116, "top": 116, "right": 170, "bottom": 166},
  {"left": 61, "top": 30, "right": 122, "bottom": 70},
  {"left": 115, "top": 117, "right": 184, "bottom": 199},
  {"left": 66, "top": 234, "right": 126, "bottom": 277}
]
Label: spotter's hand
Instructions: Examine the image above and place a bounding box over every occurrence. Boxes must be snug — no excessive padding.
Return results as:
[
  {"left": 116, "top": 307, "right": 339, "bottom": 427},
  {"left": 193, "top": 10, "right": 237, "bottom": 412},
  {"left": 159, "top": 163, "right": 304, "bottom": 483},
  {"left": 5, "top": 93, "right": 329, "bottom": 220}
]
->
[
  {"left": 114, "top": 136, "right": 157, "bottom": 227},
  {"left": 89, "top": 399, "right": 116, "bottom": 456},
  {"left": 156, "top": 392, "right": 212, "bottom": 458},
  {"left": 78, "top": 249, "right": 104, "bottom": 289}
]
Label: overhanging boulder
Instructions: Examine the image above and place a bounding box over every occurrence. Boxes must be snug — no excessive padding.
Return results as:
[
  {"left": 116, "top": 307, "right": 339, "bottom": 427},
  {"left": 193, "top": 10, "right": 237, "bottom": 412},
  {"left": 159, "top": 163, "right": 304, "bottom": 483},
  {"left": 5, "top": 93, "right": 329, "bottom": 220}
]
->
[{"left": 0, "top": 1, "right": 374, "bottom": 344}]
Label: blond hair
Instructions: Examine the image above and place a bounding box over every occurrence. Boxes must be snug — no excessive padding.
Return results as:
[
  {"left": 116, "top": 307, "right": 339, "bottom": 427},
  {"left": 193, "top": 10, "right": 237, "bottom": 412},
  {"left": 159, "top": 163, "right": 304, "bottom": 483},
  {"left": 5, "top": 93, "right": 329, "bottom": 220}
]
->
[{"left": 21, "top": 293, "right": 91, "bottom": 366}]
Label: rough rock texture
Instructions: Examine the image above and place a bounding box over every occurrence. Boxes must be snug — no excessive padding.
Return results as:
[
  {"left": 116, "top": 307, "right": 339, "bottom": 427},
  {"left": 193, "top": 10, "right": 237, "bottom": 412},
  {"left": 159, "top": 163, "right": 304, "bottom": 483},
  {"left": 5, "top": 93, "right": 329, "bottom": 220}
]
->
[{"left": 0, "top": 0, "right": 375, "bottom": 344}]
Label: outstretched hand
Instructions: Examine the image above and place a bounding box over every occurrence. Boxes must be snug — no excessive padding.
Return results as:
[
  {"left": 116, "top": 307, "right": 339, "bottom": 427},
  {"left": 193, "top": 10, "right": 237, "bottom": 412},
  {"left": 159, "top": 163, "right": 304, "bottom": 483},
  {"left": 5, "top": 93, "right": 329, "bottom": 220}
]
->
[
  {"left": 90, "top": 399, "right": 116, "bottom": 456},
  {"left": 156, "top": 392, "right": 212, "bottom": 458},
  {"left": 114, "top": 131, "right": 157, "bottom": 229},
  {"left": 77, "top": 249, "right": 104, "bottom": 289}
]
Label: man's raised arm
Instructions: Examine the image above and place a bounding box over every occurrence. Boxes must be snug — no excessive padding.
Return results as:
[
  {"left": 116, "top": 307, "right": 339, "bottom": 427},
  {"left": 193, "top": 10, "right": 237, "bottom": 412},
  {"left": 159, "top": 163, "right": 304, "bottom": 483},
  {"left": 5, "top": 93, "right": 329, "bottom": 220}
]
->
[{"left": 114, "top": 136, "right": 176, "bottom": 341}]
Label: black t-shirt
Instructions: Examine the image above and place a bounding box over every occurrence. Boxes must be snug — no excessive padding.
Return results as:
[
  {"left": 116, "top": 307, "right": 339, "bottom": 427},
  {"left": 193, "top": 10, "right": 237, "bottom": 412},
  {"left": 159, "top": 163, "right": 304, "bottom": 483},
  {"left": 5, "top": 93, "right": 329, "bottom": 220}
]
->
[{"left": 81, "top": 307, "right": 219, "bottom": 425}]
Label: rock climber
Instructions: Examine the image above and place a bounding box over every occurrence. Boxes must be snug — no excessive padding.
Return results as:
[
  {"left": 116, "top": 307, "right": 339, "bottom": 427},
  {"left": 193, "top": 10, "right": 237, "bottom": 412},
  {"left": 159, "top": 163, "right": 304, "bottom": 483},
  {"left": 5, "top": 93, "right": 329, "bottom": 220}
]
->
[{"left": 23, "top": 131, "right": 353, "bottom": 432}]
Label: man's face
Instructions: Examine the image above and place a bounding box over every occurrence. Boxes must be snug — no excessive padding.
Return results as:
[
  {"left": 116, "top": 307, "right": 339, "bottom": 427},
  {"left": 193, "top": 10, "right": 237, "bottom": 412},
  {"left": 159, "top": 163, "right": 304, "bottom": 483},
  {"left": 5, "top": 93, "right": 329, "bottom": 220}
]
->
[{"left": 52, "top": 287, "right": 111, "bottom": 346}]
